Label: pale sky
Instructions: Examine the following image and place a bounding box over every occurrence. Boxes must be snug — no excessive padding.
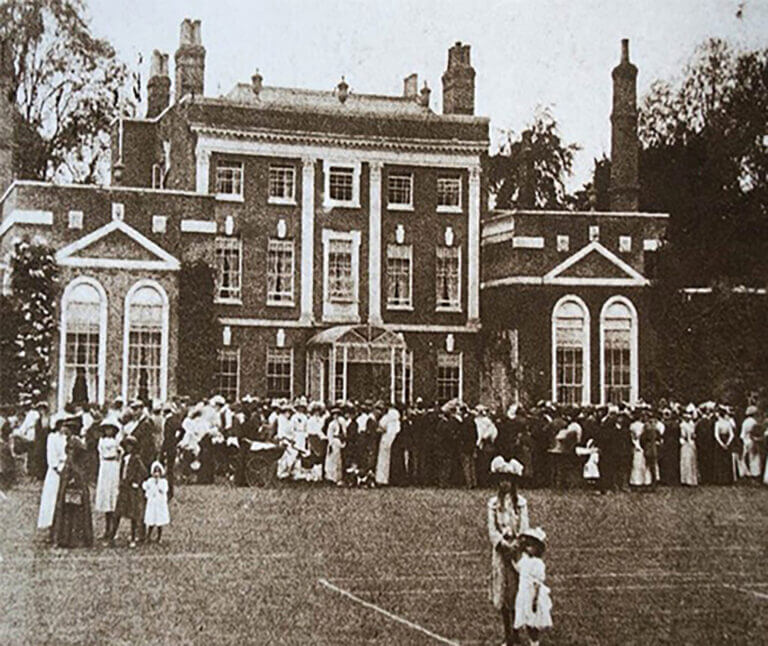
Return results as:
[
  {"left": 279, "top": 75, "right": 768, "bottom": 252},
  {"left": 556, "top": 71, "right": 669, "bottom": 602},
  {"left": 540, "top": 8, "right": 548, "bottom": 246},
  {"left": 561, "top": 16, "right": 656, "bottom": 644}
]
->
[{"left": 89, "top": 0, "right": 768, "bottom": 188}]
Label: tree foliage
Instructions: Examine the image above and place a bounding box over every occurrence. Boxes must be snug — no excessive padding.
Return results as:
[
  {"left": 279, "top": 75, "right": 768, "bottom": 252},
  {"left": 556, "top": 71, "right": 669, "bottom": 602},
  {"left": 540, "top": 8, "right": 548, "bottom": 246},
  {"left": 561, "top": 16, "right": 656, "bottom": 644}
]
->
[
  {"left": 0, "top": 0, "right": 137, "bottom": 183},
  {"left": 177, "top": 260, "right": 219, "bottom": 401},
  {"left": 488, "top": 107, "right": 579, "bottom": 210},
  {"left": 637, "top": 38, "right": 768, "bottom": 286},
  {"left": 0, "top": 293, "right": 20, "bottom": 405},
  {"left": 9, "top": 239, "right": 59, "bottom": 405}
]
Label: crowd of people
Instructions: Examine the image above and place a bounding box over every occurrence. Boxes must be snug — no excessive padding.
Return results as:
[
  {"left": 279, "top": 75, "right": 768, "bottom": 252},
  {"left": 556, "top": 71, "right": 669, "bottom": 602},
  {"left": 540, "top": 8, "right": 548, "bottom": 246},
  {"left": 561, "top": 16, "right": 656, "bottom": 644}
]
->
[{"left": 2, "top": 393, "right": 768, "bottom": 548}]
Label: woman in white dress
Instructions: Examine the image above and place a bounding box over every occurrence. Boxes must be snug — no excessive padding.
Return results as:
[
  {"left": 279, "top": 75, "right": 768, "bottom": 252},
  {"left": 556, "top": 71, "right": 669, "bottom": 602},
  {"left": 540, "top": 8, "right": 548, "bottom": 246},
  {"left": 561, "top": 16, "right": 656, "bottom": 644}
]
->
[
  {"left": 679, "top": 413, "right": 698, "bottom": 486},
  {"left": 488, "top": 456, "right": 529, "bottom": 646},
  {"left": 741, "top": 406, "right": 762, "bottom": 480},
  {"left": 629, "top": 416, "right": 652, "bottom": 487},
  {"left": 94, "top": 423, "right": 121, "bottom": 539},
  {"left": 375, "top": 406, "right": 401, "bottom": 486},
  {"left": 37, "top": 414, "right": 70, "bottom": 536},
  {"left": 324, "top": 407, "right": 346, "bottom": 485}
]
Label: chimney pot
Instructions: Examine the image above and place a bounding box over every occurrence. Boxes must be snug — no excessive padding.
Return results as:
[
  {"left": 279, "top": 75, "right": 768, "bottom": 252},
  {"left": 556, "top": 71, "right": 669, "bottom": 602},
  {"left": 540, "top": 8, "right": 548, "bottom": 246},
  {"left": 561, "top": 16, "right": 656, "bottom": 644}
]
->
[
  {"left": 252, "top": 69, "right": 263, "bottom": 95},
  {"left": 337, "top": 76, "right": 349, "bottom": 104},
  {"left": 403, "top": 73, "right": 418, "bottom": 99},
  {"left": 621, "top": 38, "right": 630, "bottom": 63},
  {"left": 419, "top": 81, "right": 431, "bottom": 108}
]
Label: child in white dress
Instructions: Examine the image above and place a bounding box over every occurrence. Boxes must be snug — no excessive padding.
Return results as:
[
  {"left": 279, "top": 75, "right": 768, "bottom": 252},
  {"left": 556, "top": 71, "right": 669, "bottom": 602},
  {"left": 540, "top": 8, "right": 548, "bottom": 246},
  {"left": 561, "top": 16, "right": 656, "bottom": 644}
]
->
[
  {"left": 143, "top": 461, "right": 170, "bottom": 542},
  {"left": 514, "top": 526, "right": 553, "bottom": 645}
]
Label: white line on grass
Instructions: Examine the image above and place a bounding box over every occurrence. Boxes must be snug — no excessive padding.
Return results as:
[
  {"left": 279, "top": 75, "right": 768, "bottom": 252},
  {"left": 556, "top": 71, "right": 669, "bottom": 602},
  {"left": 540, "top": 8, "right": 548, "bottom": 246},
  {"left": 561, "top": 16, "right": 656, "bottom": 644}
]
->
[
  {"left": 723, "top": 584, "right": 768, "bottom": 601},
  {"left": 318, "top": 577, "right": 461, "bottom": 646}
]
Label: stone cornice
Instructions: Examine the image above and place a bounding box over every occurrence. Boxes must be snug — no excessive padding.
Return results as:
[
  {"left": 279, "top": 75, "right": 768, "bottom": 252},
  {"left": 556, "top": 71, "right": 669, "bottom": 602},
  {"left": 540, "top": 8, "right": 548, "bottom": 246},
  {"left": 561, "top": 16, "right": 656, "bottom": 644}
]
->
[{"left": 190, "top": 123, "right": 489, "bottom": 156}]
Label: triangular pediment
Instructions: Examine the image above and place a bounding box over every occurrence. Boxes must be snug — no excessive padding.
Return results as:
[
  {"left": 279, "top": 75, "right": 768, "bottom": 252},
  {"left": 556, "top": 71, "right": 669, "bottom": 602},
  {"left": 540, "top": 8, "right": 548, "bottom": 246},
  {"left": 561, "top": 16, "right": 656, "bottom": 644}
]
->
[
  {"left": 543, "top": 241, "right": 648, "bottom": 286},
  {"left": 56, "top": 220, "right": 180, "bottom": 271}
]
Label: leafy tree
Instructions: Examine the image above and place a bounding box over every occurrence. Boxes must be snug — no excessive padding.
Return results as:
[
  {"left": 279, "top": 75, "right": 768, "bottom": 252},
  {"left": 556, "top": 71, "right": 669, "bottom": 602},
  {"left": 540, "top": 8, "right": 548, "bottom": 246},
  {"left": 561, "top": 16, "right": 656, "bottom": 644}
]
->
[
  {"left": 568, "top": 155, "right": 611, "bottom": 212},
  {"left": 0, "top": 293, "right": 20, "bottom": 405},
  {"left": 177, "top": 260, "right": 219, "bottom": 401},
  {"left": 9, "top": 239, "right": 59, "bottom": 405},
  {"left": 0, "top": 0, "right": 137, "bottom": 183},
  {"left": 488, "top": 107, "right": 580, "bottom": 210}
]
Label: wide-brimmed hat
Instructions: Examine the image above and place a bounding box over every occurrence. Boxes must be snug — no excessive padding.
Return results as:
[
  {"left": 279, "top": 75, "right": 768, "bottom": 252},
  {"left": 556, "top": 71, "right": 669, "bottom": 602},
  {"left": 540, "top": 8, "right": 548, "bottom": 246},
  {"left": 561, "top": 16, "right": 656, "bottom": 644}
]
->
[
  {"left": 746, "top": 405, "right": 758, "bottom": 417},
  {"left": 122, "top": 435, "right": 138, "bottom": 448},
  {"left": 209, "top": 395, "right": 226, "bottom": 407},
  {"left": 490, "top": 456, "right": 524, "bottom": 477},
  {"left": 520, "top": 526, "right": 547, "bottom": 548},
  {"left": 150, "top": 460, "right": 165, "bottom": 476}
]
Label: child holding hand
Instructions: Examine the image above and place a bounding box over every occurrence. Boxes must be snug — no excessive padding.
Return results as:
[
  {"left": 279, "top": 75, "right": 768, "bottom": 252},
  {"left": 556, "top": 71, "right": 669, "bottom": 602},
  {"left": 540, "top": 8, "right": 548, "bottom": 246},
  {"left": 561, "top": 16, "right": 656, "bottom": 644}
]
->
[
  {"left": 513, "top": 526, "right": 553, "bottom": 646},
  {"left": 143, "top": 461, "right": 170, "bottom": 543}
]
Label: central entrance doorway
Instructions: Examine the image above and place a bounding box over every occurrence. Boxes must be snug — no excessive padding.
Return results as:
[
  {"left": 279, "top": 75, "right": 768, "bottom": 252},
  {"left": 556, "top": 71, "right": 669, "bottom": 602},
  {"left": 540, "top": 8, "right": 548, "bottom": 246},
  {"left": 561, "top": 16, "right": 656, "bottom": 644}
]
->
[{"left": 306, "top": 325, "right": 412, "bottom": 404}]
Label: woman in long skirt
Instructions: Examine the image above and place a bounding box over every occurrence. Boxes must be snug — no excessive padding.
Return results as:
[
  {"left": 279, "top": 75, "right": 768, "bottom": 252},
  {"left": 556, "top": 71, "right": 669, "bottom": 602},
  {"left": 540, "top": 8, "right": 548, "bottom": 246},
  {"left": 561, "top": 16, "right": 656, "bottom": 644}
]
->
[
  {"left": 375, "top": 406, "right": 401, "bottom": 486},
  {"left": 94, "top": 423, "right": 121, "bottom": 538},
  {"left": 37, "top": 415, "right": 69, "bottom": 536},
  {"left": 679, "top": 413, "right": 699, "bottom": 486},
  {"left": 629, "top": 419, "right": 651, "bottom": 487},
  {"left": 51, "top": 435, "right": 94, "bottom": 548},
  {"left": 712, "top": 409, "right": 735, "bottom": 485},
  {"left": 324, "top": 407, "right": 346, "bottom": 485},
  {"left": 488, "top": 456, "right": 529, "bottom": 646}
]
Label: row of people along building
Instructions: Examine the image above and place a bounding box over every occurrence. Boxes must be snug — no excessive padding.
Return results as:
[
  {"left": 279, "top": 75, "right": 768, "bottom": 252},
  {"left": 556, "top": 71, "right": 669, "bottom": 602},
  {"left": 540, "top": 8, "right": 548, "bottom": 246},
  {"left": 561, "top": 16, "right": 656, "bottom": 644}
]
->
[{"left": 0, "top": 19, "right": 667, "bottom": 412}]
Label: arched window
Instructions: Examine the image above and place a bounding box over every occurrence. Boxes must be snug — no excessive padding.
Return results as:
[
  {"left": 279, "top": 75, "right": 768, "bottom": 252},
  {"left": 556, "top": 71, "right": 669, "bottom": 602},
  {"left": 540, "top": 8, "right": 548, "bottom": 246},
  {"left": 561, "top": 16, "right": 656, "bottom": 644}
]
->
[
  {"left": 600, "top": 296, "right": 638, "bottom": 405},
  {"left": 123, "top": 281, "right": 169, "bottom": 403},
  {"left": 59, "top": 278, "right": 107, "bottom": 408},
  {"left": 552, "top": 296, "right": 590, "bottom": 405}
]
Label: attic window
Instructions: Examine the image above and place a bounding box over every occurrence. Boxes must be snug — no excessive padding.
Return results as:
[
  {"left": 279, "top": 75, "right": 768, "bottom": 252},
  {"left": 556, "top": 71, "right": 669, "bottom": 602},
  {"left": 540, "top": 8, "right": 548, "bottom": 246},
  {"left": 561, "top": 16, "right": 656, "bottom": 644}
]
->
[{"left": 215, "top": 160, "right": 244, "bottom": 200}]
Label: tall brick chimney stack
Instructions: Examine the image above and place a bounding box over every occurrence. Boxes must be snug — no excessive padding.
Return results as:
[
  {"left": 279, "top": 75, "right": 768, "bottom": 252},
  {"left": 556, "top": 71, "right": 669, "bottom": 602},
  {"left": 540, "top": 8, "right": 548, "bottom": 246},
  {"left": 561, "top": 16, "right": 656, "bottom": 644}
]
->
[
  {"left": 610, "top": 39, "right": 639, "bottom": 212},
  {"left": 174, "top": 18, "right": 205, "bottom": 103},
  {"left": 147, "top": 50, "right": 170, "bottom": 118},
  {"left": 0, "top": 40, "right": 15, "bottom": 196},
  {"left": 442, "top": 42, "right": 475, "bottom": 115}
]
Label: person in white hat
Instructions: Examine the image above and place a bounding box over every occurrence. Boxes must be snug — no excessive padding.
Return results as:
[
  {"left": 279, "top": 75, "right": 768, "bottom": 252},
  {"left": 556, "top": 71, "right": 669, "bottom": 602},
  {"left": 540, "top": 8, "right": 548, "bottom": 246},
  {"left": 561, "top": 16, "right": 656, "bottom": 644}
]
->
[
  {"left": 487, "top": 455, "right": 529, "bottom": 646},
  {"left": 513, "top": 527, "right": 553, "bottom": 644},
  {"left": 36, "top": 412, "right": 70, "bottom": 536},
  {"left": 142, "top": 461, "right": 170, "bottom": 542}
]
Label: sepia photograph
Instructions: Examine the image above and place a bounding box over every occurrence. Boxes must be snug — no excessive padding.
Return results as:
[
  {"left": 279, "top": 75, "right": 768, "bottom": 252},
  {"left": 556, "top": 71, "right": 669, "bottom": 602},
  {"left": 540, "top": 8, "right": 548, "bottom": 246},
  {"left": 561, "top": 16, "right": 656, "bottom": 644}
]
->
[{"left": 1, "top": 0, "right": 767, "bottom": 643}]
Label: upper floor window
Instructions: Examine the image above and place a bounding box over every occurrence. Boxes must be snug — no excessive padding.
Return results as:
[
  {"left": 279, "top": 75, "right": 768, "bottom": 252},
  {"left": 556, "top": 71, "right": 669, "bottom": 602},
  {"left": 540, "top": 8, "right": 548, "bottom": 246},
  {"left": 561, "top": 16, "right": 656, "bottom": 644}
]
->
[
  {"left": 386, "top": 244, "right": 413, "bottom": 309},
  {"left": 435, "top": 246, "right": 461, "bottom": 311},
  {"left": 324, "top": 161, "right": 360, "bottom": 208},
  {"left": 437, "top": 177, "right": 462, "bottom": 212},
  {"left": 217, "top": 348, "right": 240, "bottom": 402},
  {"left": 322, "top": 230, "right": 361, "bottom": 322},
  {"left": 328, "top": 239, "right": 354, "bottom": 303},
  {"left": 267, "top": 238, "right": 294, "bottom": 305},
  {"left": 215, "top": 160, "right": 243, "bottom": 199},
  {"left": 387, "top": 173, "right": 413, "bottom": 210},
  {"left": 215, "top": 237, "right": 242, "bottom": 303},
  {"left": 268, "top": 165, "right": 296, "bottom": 204}
]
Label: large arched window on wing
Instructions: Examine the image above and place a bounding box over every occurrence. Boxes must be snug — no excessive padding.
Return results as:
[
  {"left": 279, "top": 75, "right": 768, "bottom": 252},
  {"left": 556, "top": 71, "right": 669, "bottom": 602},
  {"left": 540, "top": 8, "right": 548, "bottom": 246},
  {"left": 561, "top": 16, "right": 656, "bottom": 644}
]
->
[
  {"left": 59, "top": 278, "right": 107, "bottom": 409},
  {"left": 552, "top": 295, "right": 590, "bottom": 405},
  {"left": 123, "top": 280, "right": 169, "bottom": 403},
  {"left": 600, "top": 296, "right": 638, "bottom": 405}
]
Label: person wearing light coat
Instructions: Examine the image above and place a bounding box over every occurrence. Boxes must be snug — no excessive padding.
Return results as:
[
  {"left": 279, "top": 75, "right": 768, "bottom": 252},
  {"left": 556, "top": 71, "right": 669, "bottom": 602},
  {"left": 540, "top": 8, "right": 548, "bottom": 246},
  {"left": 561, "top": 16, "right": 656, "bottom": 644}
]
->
[
  {"left": 488, "top": 456, "right": 529, "bottom": 646},
  {"left": 37, "top": 414, "right": 71, "bottom": 533},
  {"left": 741, "top": 406, "right": 762, "bottom": 479},
  {"left": 375, "top": 406, "right": 401, "bottom": 486}
]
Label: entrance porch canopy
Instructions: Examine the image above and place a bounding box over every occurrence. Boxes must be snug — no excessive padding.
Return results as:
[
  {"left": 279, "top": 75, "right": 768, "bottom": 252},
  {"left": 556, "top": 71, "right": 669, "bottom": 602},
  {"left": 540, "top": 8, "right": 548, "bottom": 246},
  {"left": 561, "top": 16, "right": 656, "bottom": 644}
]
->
[{"left": 306, "top": 325, "right": 412, "bottom": 404}]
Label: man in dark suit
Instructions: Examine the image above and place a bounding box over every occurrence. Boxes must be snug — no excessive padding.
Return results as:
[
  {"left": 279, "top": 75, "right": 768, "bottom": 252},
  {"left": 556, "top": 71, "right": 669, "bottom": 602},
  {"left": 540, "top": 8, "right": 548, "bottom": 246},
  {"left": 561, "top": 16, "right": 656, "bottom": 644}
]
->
[
  {"left": 162, "top": 398, "right": 187, "bottom": 499},
  {"left": 128, "top": 400, "right": 158, "bottom": 474},
  {"left": 595, "top": 407, "right": 621, "bottom": 493}
]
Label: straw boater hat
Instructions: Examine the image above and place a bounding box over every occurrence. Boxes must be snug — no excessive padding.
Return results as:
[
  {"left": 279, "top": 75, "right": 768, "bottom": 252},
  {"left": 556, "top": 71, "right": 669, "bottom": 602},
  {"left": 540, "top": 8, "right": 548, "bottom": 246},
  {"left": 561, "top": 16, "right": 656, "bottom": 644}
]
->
[{"left": 520, "top": 526, "right": 547, "bottom": 548}]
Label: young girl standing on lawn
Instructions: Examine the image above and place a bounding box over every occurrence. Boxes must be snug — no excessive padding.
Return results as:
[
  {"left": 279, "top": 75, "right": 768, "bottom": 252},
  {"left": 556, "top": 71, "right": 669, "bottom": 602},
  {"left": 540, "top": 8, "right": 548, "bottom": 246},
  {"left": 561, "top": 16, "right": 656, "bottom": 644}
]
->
[
  {"left": 513, "top": 527, "right": 553, "bottom": 646},
  {"left": 143, "top": 461, "right": 170, "bottom": 542}
]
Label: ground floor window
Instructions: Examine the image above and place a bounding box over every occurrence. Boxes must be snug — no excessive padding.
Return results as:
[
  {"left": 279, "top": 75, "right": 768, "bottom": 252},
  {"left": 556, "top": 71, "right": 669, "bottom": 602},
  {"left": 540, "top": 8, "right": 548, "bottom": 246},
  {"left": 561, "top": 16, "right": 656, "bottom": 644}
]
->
[
  {"left": 217, "top": 348, "right": 240, "bottom": 402},
  {"left": 266, "top": 347, "right": 293, "bottom": 399},
  {"left": 61, "top": 279, "right": 106, "bottom": 406},
  {"left": 553, "top": 296, "right": 590, "bottom": 405},
  {"left": 601, "top": 296, "right": 638, "bottom": 405},
  {"left": 124, "top": 281, "right": 168, "bottom": 403},
  {"left": 436, "top": 351, "right": 462, "bottom": 403}
]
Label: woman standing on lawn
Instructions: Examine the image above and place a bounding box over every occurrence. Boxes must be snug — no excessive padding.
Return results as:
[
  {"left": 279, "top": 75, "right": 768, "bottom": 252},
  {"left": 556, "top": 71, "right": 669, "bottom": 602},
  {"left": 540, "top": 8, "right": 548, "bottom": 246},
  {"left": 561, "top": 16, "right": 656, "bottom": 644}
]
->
[
  {"left": 51, "top": 431, "right": 94, "bottom": 548},
  {"left": 488, "top": 456, "right": 529, "bottom": 646},
  {"left": 679, "top": 411, "right": 698, "bottom": 486}
]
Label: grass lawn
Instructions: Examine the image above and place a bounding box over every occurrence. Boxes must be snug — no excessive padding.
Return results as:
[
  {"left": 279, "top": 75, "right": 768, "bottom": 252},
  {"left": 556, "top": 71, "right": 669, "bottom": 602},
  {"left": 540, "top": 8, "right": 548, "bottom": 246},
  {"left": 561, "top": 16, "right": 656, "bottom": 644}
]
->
[{"left": 2, "top": 480, "right": 768, "bottom": 645}]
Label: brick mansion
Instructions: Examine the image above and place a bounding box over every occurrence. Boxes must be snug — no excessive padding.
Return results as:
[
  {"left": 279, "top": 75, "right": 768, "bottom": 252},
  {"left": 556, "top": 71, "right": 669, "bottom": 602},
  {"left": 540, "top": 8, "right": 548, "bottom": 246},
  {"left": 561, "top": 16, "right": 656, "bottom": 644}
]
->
[{"left": 0, "top": 19, "right": 667, "bottom": 410}]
